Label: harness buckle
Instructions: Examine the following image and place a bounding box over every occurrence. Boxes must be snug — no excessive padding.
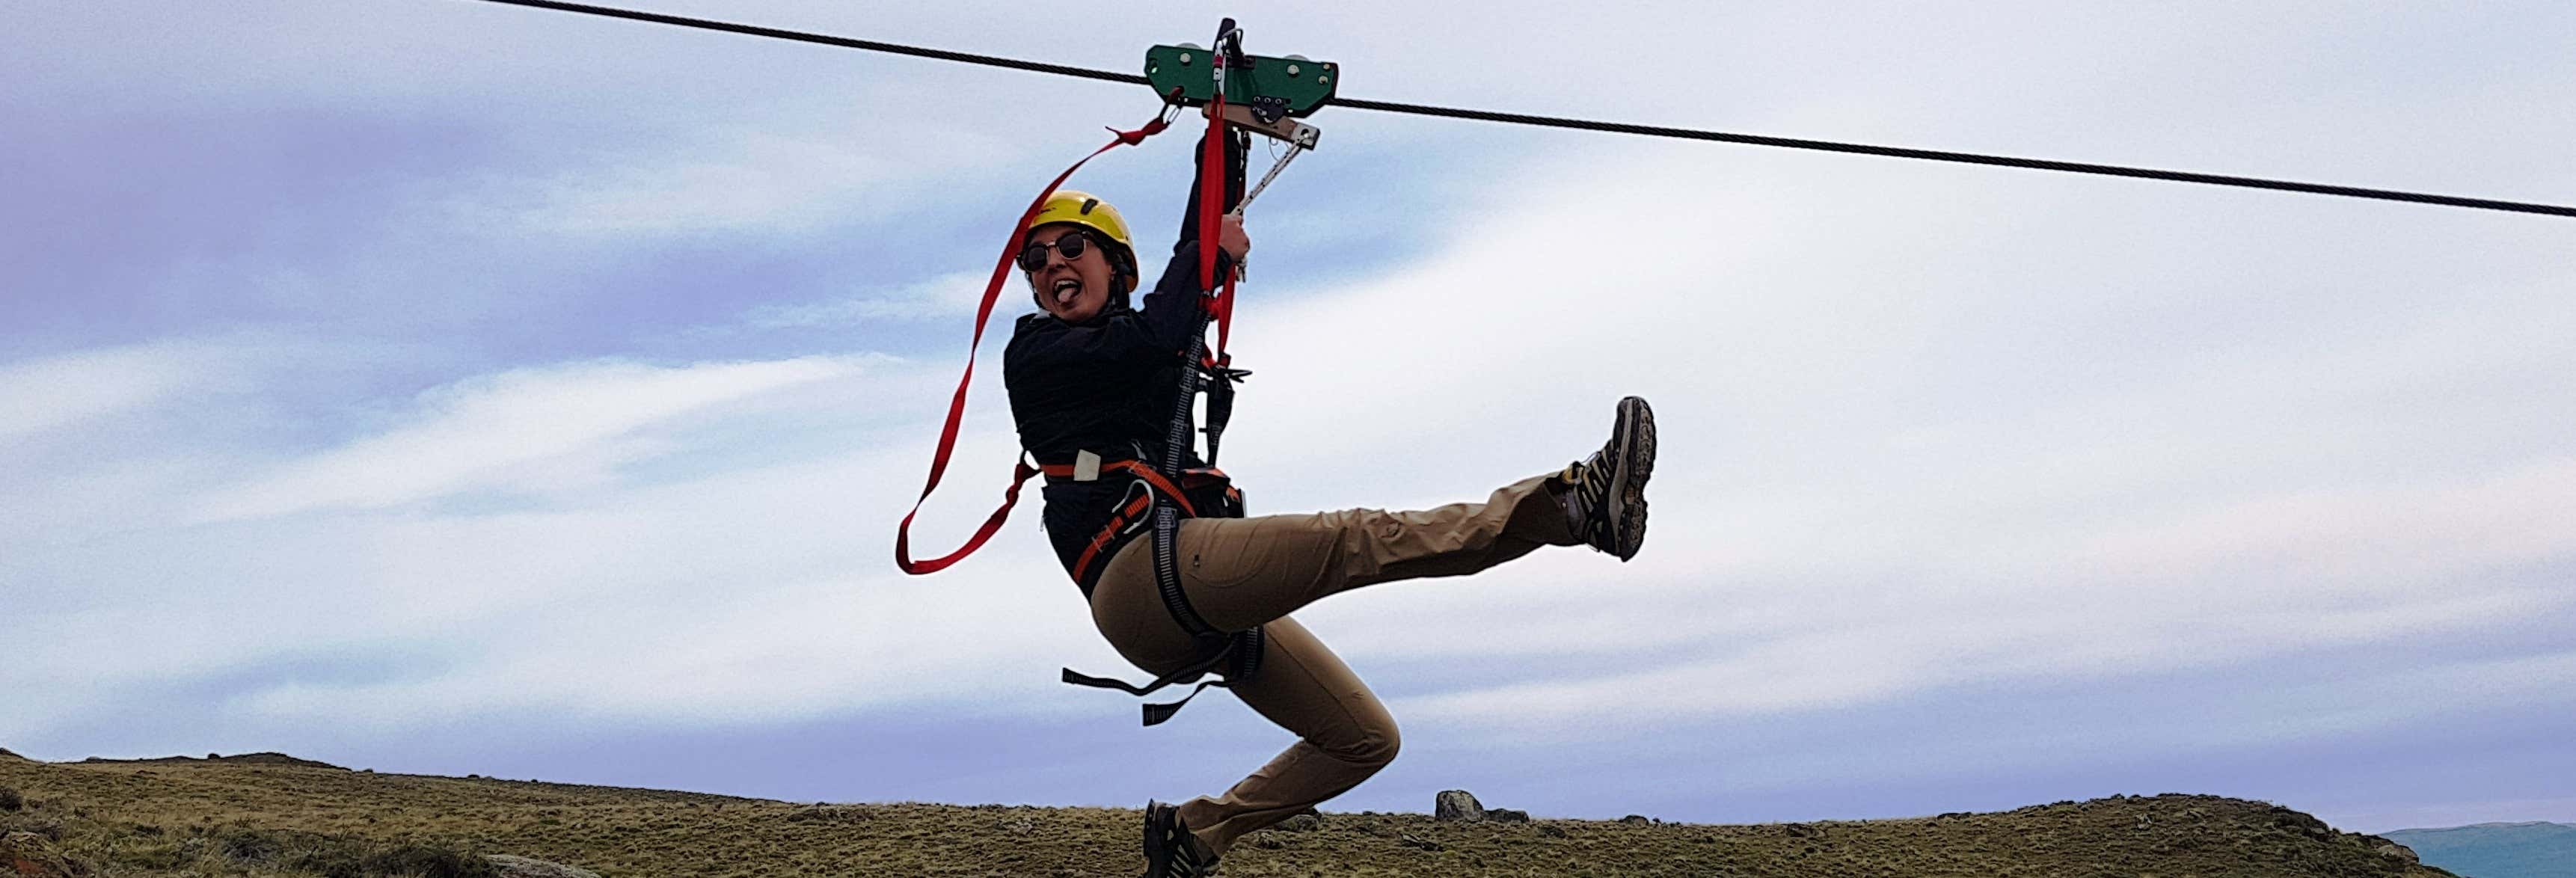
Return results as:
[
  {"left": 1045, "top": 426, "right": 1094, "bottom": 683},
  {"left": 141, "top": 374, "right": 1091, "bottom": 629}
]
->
[{"left": 1117, "top": 479, "right": 1157, "bottom": 537}]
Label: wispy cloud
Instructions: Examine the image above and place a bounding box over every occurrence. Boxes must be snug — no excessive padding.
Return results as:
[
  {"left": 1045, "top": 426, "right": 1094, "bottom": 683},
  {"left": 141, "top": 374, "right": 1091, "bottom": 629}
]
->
[
  {"left": 739, "top": 270, "right": 994, "bottom": 328},
  {"left": 2, "top": 346, "right": 1061, "bottom": 743},
  {"left": 2077, "top": 456, "right": 2576, "bottom": 586},
  {"left": 450, "top": 121, "right": 1013, "bottom": 239},
  {"left": 194, "top": 354, "right": 877, "bottom": 521},
  {"left": 0, "top": 340, "right": 242, "bottom": 442}
]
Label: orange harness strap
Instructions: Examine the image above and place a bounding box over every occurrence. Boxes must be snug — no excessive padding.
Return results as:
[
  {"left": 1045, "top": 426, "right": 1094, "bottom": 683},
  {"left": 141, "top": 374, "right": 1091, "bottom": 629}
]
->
[{"left": 1038, "top": 459, "right": 1201, "bottom": 584}]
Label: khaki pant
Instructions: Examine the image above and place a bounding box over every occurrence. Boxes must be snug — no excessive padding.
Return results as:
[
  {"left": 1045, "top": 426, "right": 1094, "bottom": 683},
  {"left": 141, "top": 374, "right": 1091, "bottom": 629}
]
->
[{"left": 1088, "top": 473, "right": 1578, "bottom": 856}]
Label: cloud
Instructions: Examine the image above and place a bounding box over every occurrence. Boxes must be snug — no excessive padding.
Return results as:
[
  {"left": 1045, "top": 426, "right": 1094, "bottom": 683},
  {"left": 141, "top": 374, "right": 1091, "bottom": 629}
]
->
[
  {"left": 2076, "top": 456, "right": 2576, "bottom": 587},
  {"left": 0, "top": 342, "right": 1090, "bottom": 743},
  {"left": 0, "top": 340, "right": 241, "bottom": 442},
  {"left": 464, "top": 121, "right": 1013, "bottom": 239},
  {"left": 739, "top": 270, "right": 995, "bottom": 327},
  {"left": 1393, "top": 583, "right": 2565, "bottom": 734},
  {"left": 1168, "top": 138, "right": 2576, "bottom": 739},
  {"left": 193, "top": 354, "right": 880, "bottom": 521}
]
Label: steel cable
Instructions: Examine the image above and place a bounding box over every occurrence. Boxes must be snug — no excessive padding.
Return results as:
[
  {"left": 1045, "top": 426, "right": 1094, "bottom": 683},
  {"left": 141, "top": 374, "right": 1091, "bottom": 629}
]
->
[{"left": 464, "top": 0, "right": 2575, "bottom": 219}]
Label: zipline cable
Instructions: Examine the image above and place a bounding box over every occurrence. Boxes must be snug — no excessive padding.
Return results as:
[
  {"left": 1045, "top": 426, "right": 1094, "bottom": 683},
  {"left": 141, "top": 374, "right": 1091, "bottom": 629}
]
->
[
  {"left": 1331, "top": 97, "right": 2576, "bottom": 218},
  {"left": 469, "top": 0, "right": 1149, "bottom": 86},
  {"left": 463, "top": 0, "right": 2576, "bottom": 220}
]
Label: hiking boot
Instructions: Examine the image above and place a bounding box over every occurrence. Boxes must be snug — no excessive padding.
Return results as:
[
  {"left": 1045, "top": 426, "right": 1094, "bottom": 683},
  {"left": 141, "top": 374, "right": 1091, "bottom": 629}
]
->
[
  {"left": 1557, "top": 396, "right": 1655, "bottom": 561},
  {"left": 1142, "top": 800, "right": 1219, "bottom": 877}
]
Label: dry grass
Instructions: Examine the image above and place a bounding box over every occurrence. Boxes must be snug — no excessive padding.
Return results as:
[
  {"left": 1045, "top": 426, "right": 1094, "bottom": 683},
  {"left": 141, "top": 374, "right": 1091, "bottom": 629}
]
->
[{"left": 0, "top": 750, "right": 2453, "bottom": 877}]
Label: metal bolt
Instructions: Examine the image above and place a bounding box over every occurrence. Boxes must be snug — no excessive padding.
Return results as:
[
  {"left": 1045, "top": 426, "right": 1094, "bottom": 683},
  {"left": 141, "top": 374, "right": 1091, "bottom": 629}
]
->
[
  {"left": 1179, "top": 52, "right": 1193, "bottom": 64},
  {"left": 1286, "top": 64, "right": 1301, "bottom": 76}
]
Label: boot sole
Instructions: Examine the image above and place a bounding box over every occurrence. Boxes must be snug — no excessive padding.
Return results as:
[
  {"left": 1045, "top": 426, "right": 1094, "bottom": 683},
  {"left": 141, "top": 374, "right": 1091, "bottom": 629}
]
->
[{"left": 1609, "top": 396, "right": 1655, "bottom": 561}]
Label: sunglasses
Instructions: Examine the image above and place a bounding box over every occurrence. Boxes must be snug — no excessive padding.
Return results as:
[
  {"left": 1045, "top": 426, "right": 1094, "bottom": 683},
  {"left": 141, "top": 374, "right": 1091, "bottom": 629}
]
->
[{"left": 1017, "top": 232, "right": 1093, "bottom": 271}]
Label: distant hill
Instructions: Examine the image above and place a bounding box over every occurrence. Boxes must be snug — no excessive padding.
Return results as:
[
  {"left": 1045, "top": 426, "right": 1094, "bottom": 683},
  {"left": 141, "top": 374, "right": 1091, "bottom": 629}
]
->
[
  {"left": 77, "top": 751, "right": 349, "bottom": 771},
  {"left": 0, "top": 749, "right": 2455, "bottom": 877},
  {"left": 2385, "top": 822, "right": 2576, "bottom": 878}
]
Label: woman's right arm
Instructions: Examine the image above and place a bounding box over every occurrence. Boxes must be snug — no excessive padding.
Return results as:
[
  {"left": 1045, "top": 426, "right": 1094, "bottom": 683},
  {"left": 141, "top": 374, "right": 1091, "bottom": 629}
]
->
[{"left": 1132, "top": 123, "right": 1250, "bottom": 351}]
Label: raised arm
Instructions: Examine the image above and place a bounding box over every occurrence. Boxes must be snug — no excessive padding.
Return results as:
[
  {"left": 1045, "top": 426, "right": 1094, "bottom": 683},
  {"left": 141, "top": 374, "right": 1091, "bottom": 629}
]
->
[
  {"left": 1008, "top": 126, "right": 1251, "bottom": 369},
  {"left": 1175, "top": 126, "right": 1248, "bottom": 250}
]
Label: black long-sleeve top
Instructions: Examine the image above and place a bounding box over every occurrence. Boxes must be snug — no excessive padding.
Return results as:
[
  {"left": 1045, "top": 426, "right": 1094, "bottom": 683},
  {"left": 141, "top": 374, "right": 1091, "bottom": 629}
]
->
[{"left": 1002, "top": 128, "right": 1244, "bottom": 591}]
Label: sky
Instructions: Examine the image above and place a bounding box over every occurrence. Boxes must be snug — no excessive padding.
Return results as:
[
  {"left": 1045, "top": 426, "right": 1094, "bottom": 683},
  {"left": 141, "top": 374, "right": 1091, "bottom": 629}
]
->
[{"left": 4, "top": 0, "right": 2573, "bottom": 835}]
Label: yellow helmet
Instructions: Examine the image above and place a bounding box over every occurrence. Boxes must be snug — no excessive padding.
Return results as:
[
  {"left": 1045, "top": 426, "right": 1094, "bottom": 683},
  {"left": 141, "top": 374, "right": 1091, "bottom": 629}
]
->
[{"left": 1025, "top": 190, "right": 1139, "bottom": 293}]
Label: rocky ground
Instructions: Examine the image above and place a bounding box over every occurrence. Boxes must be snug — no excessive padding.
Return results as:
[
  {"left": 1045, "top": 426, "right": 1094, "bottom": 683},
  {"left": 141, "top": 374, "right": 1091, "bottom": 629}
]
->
[{"left": 0, "top": 747, "right": 2450, "bottom": 877}]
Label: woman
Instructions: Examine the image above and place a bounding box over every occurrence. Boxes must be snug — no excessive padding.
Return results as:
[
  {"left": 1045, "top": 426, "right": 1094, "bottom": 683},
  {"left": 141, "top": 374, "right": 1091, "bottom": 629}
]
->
[{"left": 1000, "top": 132, "right": 1655, "bottom": 876}]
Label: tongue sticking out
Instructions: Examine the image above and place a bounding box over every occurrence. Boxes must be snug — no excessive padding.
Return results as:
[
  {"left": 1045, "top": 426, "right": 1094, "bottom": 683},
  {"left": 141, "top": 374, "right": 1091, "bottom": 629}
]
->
[{"left": 1054, "top": 280, "right": 1080, "bottom": 306}]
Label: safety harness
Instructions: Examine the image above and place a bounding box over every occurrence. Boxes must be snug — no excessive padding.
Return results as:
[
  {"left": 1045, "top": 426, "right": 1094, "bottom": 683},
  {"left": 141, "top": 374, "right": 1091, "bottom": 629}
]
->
[{"left": 895, "top": 19, "right": 1331, "bottom": 725}]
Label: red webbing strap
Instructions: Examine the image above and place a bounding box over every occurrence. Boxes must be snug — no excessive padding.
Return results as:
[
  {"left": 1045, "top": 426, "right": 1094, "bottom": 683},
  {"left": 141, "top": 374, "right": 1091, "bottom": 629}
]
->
[
  {"left": 895, "top": 114, "right": 1171, "bottom": 576},
  {"left": 1070, "top": 491, "right": 1153, "bottom": 585},
  {"left": 1196, "top": 79, "right": 1237, "bottom": 363}
]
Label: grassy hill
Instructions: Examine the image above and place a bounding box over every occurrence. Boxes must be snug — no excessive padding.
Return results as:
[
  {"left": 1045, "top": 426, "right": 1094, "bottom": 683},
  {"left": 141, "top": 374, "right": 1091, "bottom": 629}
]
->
[
  {"left": 2384, "top": 821, "right": 2576, "bottom": 878},
  {"left": 0, "top": 747, "right": 2451, "bottom": 877}
]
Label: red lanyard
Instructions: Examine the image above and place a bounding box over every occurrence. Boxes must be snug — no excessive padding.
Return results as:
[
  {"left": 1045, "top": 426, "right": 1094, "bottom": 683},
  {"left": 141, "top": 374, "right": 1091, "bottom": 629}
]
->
[{"left": 893, "top": 111, "right": 1177, "bottom": 575}]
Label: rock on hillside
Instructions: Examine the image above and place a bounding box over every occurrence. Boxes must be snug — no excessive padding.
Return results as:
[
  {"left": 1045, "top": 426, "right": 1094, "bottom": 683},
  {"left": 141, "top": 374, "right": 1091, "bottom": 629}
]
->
[
  {"left": 0, "top": 752, "right": 2456, "bottom": 877},
  {"left": 1434, "top": 789, "right": 1485, "bottom": 821}
]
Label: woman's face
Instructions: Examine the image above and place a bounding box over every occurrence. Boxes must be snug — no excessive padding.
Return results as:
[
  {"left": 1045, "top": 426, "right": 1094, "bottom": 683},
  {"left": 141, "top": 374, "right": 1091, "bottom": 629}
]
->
[{"left": 1026, "top": 224, "right": 1117, "bottom": 323}]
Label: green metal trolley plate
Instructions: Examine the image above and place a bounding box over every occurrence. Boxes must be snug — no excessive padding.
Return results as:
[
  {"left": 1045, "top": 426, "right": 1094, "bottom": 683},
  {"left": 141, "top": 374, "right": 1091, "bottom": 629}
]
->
[{"left": 1144, "top": 45, "right": 1338, "bottom": 117}]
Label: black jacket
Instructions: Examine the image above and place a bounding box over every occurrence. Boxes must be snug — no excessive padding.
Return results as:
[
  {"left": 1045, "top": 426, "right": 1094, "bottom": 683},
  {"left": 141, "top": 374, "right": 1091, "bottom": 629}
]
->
[{"left": 1003, "top": 129, "right": 1245, "bottom": 590}]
